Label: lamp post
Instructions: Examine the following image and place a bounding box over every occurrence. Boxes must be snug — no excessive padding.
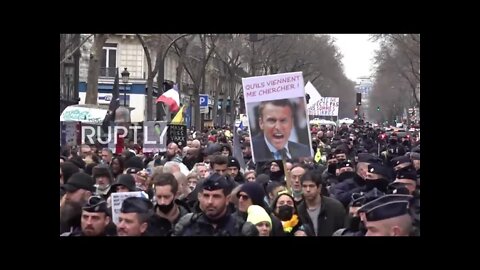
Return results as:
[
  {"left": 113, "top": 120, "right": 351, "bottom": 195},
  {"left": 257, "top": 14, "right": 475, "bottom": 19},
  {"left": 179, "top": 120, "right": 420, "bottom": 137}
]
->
[{"left": 121, "top": 68, "right": 130, "bottom": 106}]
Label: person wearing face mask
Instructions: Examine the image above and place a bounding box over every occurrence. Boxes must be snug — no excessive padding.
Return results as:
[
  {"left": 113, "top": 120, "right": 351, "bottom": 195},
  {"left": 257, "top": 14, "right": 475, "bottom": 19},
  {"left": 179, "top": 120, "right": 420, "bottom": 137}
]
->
[
  {"left": 333, "top": 188, "right": 385, "bottom": 236},
  {"left": 364, "top": 163, "right": 391, "bottom": 193},
  {"left": 322, "top": 153, "right": 338, "bottom": 189},
  {"left": 383, "top": 133, "right": 406, "bottom": 163},
  {"left": 268, "top": 161, "right": 285, "bottom": 183},
  {"left": 146, "top": 173, "right": 190, "bottom": 236},
  {"left": 271, "top": 191, "right": 308, "bottom": 236},
  {"left": 331, "top": 153, "right": 383, "bottom": 208},
  {"left": 92, "top": 164, "right": 114, "bottom": 200}
]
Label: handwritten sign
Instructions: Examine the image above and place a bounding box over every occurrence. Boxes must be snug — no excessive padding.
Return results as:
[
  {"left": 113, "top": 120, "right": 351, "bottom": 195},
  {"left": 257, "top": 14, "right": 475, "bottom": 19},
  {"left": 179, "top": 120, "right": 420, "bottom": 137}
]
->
[
  {"left": 242, "top": 72, "right": 304, "bottom": 103},
  {"left": 308, "top": 97, "right": 340, "bottom": 116},
  {"left": 167, "top": 124, "right": 187, "bottom": 147}
]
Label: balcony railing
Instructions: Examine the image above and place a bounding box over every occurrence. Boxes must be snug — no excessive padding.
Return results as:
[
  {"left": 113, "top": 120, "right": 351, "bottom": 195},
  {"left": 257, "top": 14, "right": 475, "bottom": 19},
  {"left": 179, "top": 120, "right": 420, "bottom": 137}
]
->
[{"left": 100, "top": 67, "right": 117, "bottom": 77}]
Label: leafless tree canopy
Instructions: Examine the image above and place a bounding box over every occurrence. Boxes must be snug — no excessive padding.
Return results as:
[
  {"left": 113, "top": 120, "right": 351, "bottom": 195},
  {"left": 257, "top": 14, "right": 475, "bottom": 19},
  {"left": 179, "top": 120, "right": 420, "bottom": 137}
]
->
[{"left": 369, "top": 34, "right": 420, "bottom": 123}]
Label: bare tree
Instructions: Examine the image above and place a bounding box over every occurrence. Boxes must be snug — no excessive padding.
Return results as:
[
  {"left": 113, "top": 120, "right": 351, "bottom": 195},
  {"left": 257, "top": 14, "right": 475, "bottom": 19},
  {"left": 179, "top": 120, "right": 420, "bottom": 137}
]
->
[
  {"left": 371, "top": 34, "right": 420, "bottom": 108},
  {"left": 173, "top": 34, "right": 219, "bottom": 131},
  {"left": 85, "top": 34, "right": 109, "bottom": 105}
]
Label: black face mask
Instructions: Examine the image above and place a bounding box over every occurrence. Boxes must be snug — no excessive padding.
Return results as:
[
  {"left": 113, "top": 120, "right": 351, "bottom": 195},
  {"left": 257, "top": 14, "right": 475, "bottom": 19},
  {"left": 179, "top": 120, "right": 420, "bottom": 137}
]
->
[
  {"left": 337, "top": 171, "right": 356, "bottom": 183},
  {"left": 365, "top": 178, "right": 389, "bottom": 192},
  {"left": 390, "top": 139, "right": 397, "bottom": 144},
  {"left": 156, "top": 199, "right": 175, "bottom": 214},
  {"left": 346, "top": 215, "right": 361, "bottom": 231},
  {"left": 328, "top": 164, "right": 337, "bottom": 175},
  {"left": 277, "top": 205, "right": 294, "bottom": 221}
]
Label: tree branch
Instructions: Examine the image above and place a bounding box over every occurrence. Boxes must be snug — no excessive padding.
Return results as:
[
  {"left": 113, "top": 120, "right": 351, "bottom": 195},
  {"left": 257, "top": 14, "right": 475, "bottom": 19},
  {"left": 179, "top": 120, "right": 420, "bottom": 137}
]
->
[{"left": 60, "top": 34, "right": 94, "bottom": 64}]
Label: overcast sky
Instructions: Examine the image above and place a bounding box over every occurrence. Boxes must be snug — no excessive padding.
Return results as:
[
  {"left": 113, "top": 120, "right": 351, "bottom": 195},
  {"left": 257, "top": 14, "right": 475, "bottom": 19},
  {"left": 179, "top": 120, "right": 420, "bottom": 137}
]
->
[{"left": 329, "top": 34, "right": 380, "bottom": 81}]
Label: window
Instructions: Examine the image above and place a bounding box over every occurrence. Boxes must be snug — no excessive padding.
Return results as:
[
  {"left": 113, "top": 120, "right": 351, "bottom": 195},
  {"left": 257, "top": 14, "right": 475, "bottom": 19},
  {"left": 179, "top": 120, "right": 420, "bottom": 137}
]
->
[{"left": 100, "top": 43, "right": 117, "bottom": 77}]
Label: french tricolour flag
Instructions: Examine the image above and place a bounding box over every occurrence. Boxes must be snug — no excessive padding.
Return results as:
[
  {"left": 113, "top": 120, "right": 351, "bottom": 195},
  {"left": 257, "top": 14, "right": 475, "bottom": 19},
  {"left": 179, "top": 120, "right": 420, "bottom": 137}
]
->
[{"left": 156, "top": 88, "right": 180, "bottom": 112}]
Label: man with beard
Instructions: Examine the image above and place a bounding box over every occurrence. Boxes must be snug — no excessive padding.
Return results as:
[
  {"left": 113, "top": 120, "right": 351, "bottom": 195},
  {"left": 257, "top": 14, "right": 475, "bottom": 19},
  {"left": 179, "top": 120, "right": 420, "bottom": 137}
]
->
[
  {"left": 146, "top": 173, "right": 190, "bottom": 236},
  {"left": 61, "top": 196, "right": 112, "bottom": 236},
  {"left": 331, "top": 153, "right": 383, "bottom": 208},
  {"left": 227, "top": 157, "right": 246, "bottom": 185},
  {"left": 160, "top": 142, "right": 183, "bottom": 165},
  {"left": 92, "top": 164, "right": 114, "bottom": 200},
  {"left": 172, "top": 173, "right": 258, "bottom": 236},
  {"left": 182, "top": 147, "right": 204, "bottom": 171}
]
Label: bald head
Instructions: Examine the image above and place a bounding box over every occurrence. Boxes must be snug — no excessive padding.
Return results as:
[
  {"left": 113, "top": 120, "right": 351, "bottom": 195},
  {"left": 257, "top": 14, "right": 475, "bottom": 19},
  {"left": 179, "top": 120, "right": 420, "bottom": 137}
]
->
[
  {"left": 366, "top": 214, "right": 412, "bottom": 236},
  {"left": 191, "top": 140, "right": 201, "bottom": 149}
]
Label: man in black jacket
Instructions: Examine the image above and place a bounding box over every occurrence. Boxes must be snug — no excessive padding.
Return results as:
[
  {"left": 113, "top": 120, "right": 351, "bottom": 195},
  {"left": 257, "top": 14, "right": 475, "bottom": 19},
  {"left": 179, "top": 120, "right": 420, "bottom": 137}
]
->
[
  {"left": 147, "top": 173, "right": 190, "bottom": 236},
  {"left": 297, "top": 170, "right": 346, "bottom": 236}
]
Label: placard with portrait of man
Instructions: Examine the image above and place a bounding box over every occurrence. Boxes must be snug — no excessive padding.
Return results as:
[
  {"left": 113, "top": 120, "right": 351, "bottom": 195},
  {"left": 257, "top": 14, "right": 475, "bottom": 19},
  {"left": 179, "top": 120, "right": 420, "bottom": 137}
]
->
[{"left": 242, "top": 72, "right": 313, "bottom": 163}]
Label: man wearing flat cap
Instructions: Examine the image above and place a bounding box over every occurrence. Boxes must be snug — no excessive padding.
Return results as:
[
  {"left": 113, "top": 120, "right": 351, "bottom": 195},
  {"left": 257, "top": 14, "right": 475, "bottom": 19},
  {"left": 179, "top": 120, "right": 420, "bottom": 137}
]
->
[
  {"left": 117, "top": 197, "right": 154, "bottom": 236},
  {"left": 61, "top": 172, "right": 96, "bottom": 206},
  {"left": 358, "top": 194, "right": 413, "bottom": 236},
  {"left": 173, "top": 173, "right": 258, "bottom": 236}
]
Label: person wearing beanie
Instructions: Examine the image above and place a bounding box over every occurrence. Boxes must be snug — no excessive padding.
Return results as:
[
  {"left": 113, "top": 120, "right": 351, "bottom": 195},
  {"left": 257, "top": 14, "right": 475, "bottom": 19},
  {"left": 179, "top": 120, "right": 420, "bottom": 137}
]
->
[
  {"left": 247, "top": 205, "right": 272, "bottom": 236},
  {"left": 111, "top": 174, "right": 137, "bottom": 193},
  {"left": 268, "top": 161, "right": 285, "bottom": 183},
  {"left": 227, "top": 157, "right": 245, "bottom": 185},
  {"left": 61, "top": 161, "right": 80, "bottom": 185},
  {"left": 234, "top": 182, "right": 285, "bottom": 236}
]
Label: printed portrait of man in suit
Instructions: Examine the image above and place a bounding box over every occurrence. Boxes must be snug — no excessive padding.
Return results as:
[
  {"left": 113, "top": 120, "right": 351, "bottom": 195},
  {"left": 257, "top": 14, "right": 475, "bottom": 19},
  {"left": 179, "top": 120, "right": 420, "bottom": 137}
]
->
[{"left": 250, "top": 98, "right": 312, "bottom": 162}]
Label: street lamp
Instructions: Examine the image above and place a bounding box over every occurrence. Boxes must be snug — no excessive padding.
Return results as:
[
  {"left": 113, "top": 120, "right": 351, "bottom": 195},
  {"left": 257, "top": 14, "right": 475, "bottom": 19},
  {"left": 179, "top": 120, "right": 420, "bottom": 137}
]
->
[{"left": 121, "top": 67, "right": 130, "bottom": 106}]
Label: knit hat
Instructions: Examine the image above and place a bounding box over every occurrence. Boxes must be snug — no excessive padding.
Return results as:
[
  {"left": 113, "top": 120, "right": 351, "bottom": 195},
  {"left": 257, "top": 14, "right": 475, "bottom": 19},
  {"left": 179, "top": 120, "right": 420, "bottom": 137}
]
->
[
  {"left": 238, "top": 182, "right": 266, "bottom": 206},
  {"left": 246, "top": 205, "right": 272, "bottom": 226},
  {"left": 61, "top": 161, "right": 80, "bottom": 184}
]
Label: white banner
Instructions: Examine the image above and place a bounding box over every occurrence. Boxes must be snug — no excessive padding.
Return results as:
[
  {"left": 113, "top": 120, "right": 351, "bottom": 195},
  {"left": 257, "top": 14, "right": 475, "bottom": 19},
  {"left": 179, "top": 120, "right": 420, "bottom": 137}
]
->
[{"left": 308, "top": 97, "right": 339, "bottom": 116}]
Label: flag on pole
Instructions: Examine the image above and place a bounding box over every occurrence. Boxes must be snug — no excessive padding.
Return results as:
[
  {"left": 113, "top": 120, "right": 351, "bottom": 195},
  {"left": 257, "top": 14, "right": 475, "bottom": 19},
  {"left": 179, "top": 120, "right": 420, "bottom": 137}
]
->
[
  {"left": 156, "top": 88, "right": 180, "bottom": 112},
  {"left": 233, "top": 121, "right": 246, "bottom": 172},
  {"left": 171, "top": 105, "right": 186, "bottom": 124},
  {"left": 101, "top": 68, "right": 120, "bottom": 133}
]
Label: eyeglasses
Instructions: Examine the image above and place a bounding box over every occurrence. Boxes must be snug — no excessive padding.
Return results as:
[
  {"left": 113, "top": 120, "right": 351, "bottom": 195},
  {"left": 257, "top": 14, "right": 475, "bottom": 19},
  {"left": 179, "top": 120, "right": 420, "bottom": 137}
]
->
[{"left": 237, "top": 193, "right": 249, "bottom": 200}]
